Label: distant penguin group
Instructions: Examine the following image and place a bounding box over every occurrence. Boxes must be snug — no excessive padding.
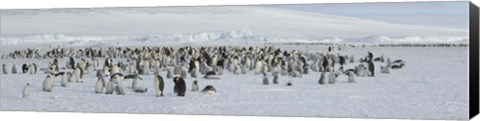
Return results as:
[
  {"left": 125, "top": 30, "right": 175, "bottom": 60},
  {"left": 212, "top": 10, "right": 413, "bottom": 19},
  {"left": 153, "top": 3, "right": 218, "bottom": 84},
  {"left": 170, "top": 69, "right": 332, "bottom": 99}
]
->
[{"left": 4, "top": 45, "right": 406, "bottom": 99}]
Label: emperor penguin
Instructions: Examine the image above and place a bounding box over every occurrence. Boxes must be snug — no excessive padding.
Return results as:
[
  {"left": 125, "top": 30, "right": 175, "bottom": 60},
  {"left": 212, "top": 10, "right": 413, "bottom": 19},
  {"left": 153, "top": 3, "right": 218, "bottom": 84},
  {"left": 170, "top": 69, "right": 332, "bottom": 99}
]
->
[
  {"left": 68, "top": 57, "right": 75, "bottom": 69},
  {"left": 142, "top": 59, "right": 150, "bottom": 75},
  {"left": 92, "top": 57, "right": 99, "bottom": 71},
  {"left": 191, "top": 80, "right": 199, "bottom": 91},
  {"left": 111, "top": 64, "right": 120, "bottom": 74},
  {"left": 201, "top": 85, "right": 217, "bottom": 95},
  {"left": 22, "top": 64, "right": 29, "bottom": 73},
  {"left": 367, "top": 60, "right": 375, "bottom": 77},
  {"left": 66, "top": 72, "right": 73, "bottom": 83},
  {"left": 2, "top": 64, "right": 7, "bottom": 74},
  {"left": 381, "top": 66, "right": 391, "bottom": 74},
  {"left": 104, "top": 57, "right": 113, "bottom": 68},
  {"left": 254, "top": 58, "right": 263, "bottom": 74},
  {"left": 262, "top": 73, "right": 269, "bottom": 85},
  {"left": 273, "top": 73, "right": 279, "bottom": 84},
  {"left": 180, "top": 69, "right": 187, "bottom": 79},
  {"left": 318, "top": 72, "right": 327, "bottom": 85},
  {"left": 173, "top": 77, "right": 187, "bottom": 97},
  {"left": 386, "top": 58, "right": 392, "bottom": 66},
  {"left": 153, "top": 73, "right": 165, "bottom": 97},
  {"left": 347, "top": 71, "right": 356, "bottom": 83},
  {"left": 132, "top": 75, "right": 148, "bottom": 93},
  {"left": 42, "top": 75, "right": 54, "bottom": 92},
  {"left": 23, "top": 83, "right": 30, "bottom": 97},
  {"left": 203, "top": 71, "right": 221, "bottom": 80},
  {"left": 328, "top": 71, "right": 337, "bottom": 84},
  {"left": 167, "top": 67, "right": 174, "bottom": 79},
  {"left": 173, "top": 65, "right": 182, "bottom": 75},
  {"left": 233, "top": 64, "right": 240, "bottom": 75},
  {"left": 153, "top": 59, "right": 160, "bottom": 74},
  {"left": 355, "top": 64, "right": 367, "bottom": 77},
  {"left": 95, "top": 76, "right": 106, "bottom": 94},
  {"left": 103, "top": 65, "right": 110, "bottom": 77},
  {"left": 115, "top": 82, "right": 126, "bottom": 95},
  {"left": 105, "top": 77, "right": 115, "bottom": 94},
  {"left": 349, "top": 55, "right": 355, "bottom": 63},
  {"left": 190, "top": 68, "right": 198, "bottom": 78},
  {"left": 240, "top": 65, "right": 247, "bottom": 74},
  {"left": 12, "top": 64, "right": 17, "bottom": 74},
  {"left": 365, "top": 52, "right": 375, "bottom": 77},
  {"left": 60, "top": 72, "right": 69, "bottom": 87},
  {"left": 29, "top": 63, "right": 37, "bottom": 74},
  {"left": 286, "top": 80, "right": 293, "bottom": 86},
  {"left": 74, "top": 64, "right": 84, "bottom": 83}
]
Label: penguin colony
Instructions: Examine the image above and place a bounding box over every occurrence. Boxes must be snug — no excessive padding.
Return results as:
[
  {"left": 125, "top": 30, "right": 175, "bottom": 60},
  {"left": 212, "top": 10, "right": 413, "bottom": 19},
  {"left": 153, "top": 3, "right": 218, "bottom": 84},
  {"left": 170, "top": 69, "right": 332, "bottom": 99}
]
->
[{"left": 2, "top": 46, "right": 405, "bottom": 98}]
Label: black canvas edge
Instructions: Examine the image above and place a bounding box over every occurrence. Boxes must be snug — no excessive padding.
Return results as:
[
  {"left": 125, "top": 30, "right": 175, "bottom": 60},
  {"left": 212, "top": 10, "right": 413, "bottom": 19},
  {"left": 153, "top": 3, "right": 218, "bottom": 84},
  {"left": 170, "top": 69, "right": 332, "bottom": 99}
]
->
[{"left": 470, "top": 1, "right": 480, "bottom": 120}]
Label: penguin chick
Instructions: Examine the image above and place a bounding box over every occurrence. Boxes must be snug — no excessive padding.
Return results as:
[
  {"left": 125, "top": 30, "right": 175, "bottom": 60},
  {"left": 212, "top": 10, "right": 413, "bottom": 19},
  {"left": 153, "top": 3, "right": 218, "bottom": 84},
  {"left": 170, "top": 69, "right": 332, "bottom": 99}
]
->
[
  {"left": 262, "top": 74, "right": 269, "bottom": 85},
  {"left": 95, "top": 77, "right": 105, "bottom": 94},
  {"left": 23, "top": 83, "right": 30, "bottom": 97},
  {"left": 191, "top": 80, "right": 199, "bottom": 91},
  {"left": 42, "top": 75, "right": 54, "bottom": 92}
]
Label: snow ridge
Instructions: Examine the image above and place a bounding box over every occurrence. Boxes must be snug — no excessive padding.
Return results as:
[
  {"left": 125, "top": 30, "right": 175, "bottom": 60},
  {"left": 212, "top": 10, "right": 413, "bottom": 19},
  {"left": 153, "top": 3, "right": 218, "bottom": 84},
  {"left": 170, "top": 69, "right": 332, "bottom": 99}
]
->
[{"left": 1, "top": 30, "right": 468, "bottom": 47}]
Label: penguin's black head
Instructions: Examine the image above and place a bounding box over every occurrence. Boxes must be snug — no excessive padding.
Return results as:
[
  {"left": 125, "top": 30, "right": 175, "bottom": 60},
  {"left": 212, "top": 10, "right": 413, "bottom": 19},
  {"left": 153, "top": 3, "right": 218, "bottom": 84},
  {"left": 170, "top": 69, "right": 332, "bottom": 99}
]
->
[
  {"left": 173, "top": 77, "right": 179, "bottom": 83},
  {"left": 26, "top": 83, "right": 30, "bottom": 86}
]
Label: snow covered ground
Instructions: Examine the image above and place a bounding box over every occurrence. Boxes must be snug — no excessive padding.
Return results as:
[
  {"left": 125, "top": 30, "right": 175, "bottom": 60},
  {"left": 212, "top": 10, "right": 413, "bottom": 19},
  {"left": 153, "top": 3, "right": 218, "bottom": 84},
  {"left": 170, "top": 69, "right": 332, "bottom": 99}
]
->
[
  {"left": 0, "top": 5, "right": 471, "bottom": 120},
  {"left": 0, "top": 45, "right": 469, "bottom": 120}
]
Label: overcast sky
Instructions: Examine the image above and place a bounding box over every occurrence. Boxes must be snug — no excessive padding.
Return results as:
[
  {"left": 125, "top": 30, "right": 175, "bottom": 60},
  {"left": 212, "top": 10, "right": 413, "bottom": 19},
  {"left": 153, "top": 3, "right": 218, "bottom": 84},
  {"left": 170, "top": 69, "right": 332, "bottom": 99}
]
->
[{"left": 268, "top": 1, "right": 469, "bottom": 30}]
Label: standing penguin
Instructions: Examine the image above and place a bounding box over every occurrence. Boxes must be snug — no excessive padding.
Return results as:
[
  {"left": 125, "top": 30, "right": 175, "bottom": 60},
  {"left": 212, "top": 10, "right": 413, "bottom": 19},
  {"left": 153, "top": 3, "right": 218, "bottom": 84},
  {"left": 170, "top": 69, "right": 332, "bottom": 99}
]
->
[
  {"left": 22, "top": 64, "right": 29, "bottom": 73},
  {"left": 12, "top": 64, "right": 17, "bottom": 74},
  {"left": 254, "top": 58, "right": 263, "bottom": 74},
  {"left": 318, "top": 72, "right": 327, "bottom": 85},
  {"left": 111, "top": 64, "right": 120, "bottom": 74},
  {"left": 92, "top": 58, "right": 99, "bottom": 71},
  {"left": 191, "top": 80, "right": 199, "bottom": 91},
  {"left": 262, "top": 73, "right": 269, "bottom": 85},
  {"left": 240, "top": 65, "right": 247, "bottom": 74},
  {"left": 173, "top": 77, "right": 187, "bottom": 97},
  {"left": 105, "top": 77, "right": 115, "bottom": 94},
  {"left": 142, "top": 59, "right": 150, "bottom": 75},
  {"left": 103, "top": 66, "right": 110, "bottom": 77},
  {"left": 367, "top": 60, "right": 375, "bottom": 77},
  {"left": 74, "top": 64, "right": 84, "bottom": 83},
  {"left": 115, "top": 83, "right": 126, "bottom": 95},
  {"left": 66, "top": 72, "right": 73, "bottom": 83},
  {"left": 23, "top": 83, "right": 30, "bottom": 97},
  {"left": 95, "top": 76, "right": 106, "bottom": 94},
  {"left": 381, "top": 66, "right": 391, "bottom": 74},
  {"left": 347, "top": 71, "right": 356, "bottom": 83},
  {"left": 273, "top": 73, "right": 279, "bottom": 84},
  {"left": 42, "top": 75, "right": 54, "bottom": 92},
  {"left": 153, "top": 73, "right": 165, "bottom": 97},
  {"left": 167, "top": 67, "right": 174, "bottom": 79},
  {"left": 328, "top": 72, "right": 337, "bottom": 84},
  {"left": 60, "top": 72, "right": 69, "bottom": 87},
  {"left": 366, "top": 52, "right": 375, "bottom": 77},
  {"left": 2, "top": 64, "right": 7, "bottom": 74},
  {"left": 180, "top": 69, "right": 187, "bottom": 79},
  {"left": 29, "top": 63, "right": 37, "bottom": 74}
]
